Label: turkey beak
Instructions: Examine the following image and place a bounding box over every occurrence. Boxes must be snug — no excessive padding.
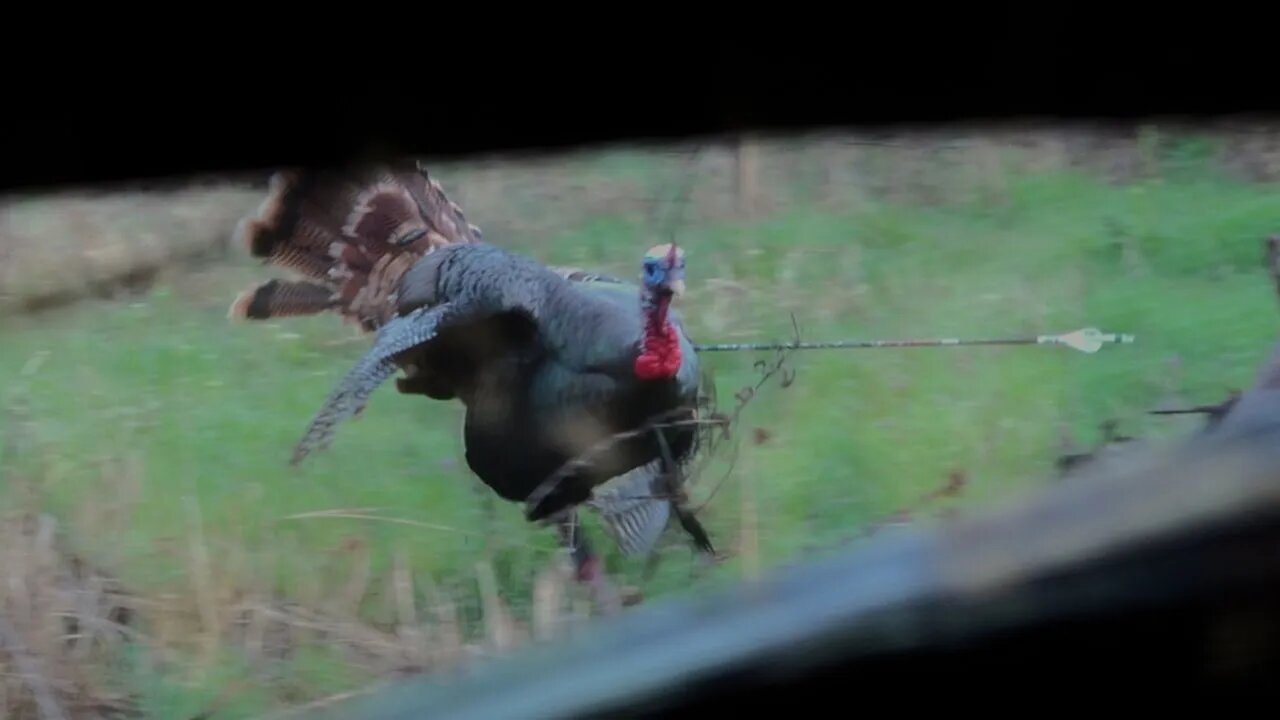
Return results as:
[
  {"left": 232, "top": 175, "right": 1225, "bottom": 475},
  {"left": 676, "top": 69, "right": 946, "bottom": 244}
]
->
[{"left": 664, "top": 263, "right": 686, "bottom": 299}]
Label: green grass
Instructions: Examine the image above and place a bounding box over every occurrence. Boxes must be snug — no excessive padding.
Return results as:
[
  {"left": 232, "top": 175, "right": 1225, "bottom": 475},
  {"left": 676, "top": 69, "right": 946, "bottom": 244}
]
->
[{"left": 1, "top": 158, "right": 1278, "bottom": 717}]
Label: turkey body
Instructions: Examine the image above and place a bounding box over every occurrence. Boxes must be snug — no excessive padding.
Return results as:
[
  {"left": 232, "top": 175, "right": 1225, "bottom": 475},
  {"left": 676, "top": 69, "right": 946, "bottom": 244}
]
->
[{"left": 391, "top": 253, "right": 701, "bottom": 520}]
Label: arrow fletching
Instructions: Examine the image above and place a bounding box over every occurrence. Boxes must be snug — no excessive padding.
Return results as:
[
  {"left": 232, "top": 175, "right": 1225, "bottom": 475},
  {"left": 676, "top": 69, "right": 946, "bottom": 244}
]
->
[{"left": 1039, "top": 328, "right": 1137, "bottom": 354}]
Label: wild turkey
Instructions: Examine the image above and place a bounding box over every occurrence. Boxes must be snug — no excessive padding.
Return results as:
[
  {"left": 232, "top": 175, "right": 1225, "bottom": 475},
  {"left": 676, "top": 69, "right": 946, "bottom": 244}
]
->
[{"left": 227, "top": 160, "right": 717, "bottom": 604}]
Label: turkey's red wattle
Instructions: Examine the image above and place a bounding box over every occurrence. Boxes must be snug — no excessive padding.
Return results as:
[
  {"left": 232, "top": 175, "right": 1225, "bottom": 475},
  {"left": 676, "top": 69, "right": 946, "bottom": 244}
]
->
[
  {"left": 635, "top": 321, "right": 683, "bottom": 380},
  {"left": 635, "top": 291, "right": 682, "bottom": 380}
]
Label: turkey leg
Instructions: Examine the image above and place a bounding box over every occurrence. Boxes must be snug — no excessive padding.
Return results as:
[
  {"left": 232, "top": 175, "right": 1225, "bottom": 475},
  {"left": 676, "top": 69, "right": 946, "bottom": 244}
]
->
[
  {"left": 652, "top": 427, "right": 717, "bottom": 560},
  {"left": 554, "top": 512, "right": 622, "bottom": 617}
]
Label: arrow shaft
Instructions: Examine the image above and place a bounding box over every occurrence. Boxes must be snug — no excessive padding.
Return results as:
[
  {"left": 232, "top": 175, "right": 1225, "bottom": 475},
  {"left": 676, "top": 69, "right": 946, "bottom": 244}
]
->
[{"left": 696, "top": 337, "right": 1045, "bottom": 352}]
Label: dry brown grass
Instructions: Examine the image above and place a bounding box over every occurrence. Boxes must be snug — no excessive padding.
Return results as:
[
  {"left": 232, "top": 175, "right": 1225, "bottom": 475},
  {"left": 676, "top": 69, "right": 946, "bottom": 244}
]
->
[
  {"left": 0, "top": 432, "right": 600, "bottom": 719},
  {"left": 0, "top": 506, "right": 593, "bottom": 718},
  {"left": 0, "top": 510, "right": 138, "bottom": 719}
]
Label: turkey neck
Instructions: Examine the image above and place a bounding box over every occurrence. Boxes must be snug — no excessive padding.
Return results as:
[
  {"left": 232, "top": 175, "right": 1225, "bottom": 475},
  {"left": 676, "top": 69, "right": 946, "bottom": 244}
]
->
[
  {"left": 635, "top": 285, "right": 682, "bottom": 381},
  {"left": 641, "top": 287, "right": 670, "bottom": 331}
]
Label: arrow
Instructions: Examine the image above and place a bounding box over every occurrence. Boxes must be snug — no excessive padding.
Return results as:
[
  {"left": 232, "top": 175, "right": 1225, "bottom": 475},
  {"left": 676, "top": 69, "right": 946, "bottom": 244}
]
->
[{"left": 694, "top": 327, "right": 1136, "bottom": 355}]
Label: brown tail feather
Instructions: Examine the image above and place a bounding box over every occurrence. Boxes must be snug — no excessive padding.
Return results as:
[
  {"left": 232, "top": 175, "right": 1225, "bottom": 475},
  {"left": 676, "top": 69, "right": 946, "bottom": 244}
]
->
[
  {"left": 228, "top": 161, "right": 482, "bottom": 329},
  {"left": 229, "top": 279, "right": 337, "bottom": 321}
]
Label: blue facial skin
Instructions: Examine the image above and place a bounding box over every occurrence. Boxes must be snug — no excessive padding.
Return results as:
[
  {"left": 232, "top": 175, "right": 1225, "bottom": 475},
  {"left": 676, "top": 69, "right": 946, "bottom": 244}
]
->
[
  {"left": 643, "top": 257, "right": 666, "bottom": 287},
  {"left": 643, "top": 252, "right": 685, "bottom": 295}
]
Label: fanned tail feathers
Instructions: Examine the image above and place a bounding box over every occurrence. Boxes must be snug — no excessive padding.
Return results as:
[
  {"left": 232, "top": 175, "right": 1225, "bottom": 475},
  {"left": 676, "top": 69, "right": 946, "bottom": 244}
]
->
[
  {"left": 587, "top": 460, "right": 675, "bottom": 557},
  {"left": 228, "top": 161, "right": 482, "bottom": 330}
]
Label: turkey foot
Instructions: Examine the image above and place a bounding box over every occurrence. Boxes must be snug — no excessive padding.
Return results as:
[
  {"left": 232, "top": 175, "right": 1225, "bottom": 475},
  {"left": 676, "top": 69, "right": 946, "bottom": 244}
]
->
[
  {"left": 577, "top": 555, "right": 623, "bottom": 617},
  {"left": 556, "top": 514, "right": 622, "bottom": 617}
]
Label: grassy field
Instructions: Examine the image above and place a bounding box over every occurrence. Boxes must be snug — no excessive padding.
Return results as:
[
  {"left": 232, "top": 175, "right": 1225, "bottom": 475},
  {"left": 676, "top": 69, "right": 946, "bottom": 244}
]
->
[{"left": 1, "top": 142, "right": 1278, "bottom": 717}]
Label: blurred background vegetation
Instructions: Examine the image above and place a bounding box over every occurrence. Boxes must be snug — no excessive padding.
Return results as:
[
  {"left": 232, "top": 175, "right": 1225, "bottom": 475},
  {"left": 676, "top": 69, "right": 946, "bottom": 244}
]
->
[{"left": 1, "top": 119, "right": 1278, "bottom": 718}]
